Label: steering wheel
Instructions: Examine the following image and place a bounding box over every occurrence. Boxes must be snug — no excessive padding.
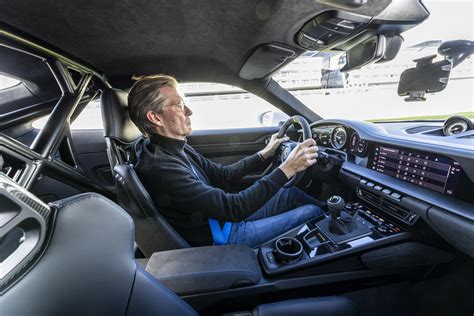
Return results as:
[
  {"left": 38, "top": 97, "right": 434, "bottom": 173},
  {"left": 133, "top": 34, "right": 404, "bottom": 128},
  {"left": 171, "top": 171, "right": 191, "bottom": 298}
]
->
[{"left": 273, "top": 115, "right": 312, "bottom": 188}]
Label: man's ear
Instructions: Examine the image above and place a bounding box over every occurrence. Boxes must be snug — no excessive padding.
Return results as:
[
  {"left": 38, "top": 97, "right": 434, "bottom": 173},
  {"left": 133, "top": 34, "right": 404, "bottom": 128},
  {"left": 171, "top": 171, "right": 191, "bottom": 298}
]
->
[{"left": 146, "top": 110, "right": 164, "bottom": 127}]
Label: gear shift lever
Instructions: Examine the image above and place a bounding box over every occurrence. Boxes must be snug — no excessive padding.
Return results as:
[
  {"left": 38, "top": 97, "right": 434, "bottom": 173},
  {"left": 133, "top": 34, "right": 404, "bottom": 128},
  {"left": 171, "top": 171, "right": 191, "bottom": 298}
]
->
[{"left": 327, "top": 196, "right": 357, "bottom": 235}]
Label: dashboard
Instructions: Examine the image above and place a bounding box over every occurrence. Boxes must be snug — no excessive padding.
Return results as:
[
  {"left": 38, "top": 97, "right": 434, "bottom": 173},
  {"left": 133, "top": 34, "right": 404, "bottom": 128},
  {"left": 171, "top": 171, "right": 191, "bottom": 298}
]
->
[
  {"left": 302, "top": 117, "right": 474, "bottom": 257},
  {"left": 308, "top": 120, "right": 473, "bottom": 203}
]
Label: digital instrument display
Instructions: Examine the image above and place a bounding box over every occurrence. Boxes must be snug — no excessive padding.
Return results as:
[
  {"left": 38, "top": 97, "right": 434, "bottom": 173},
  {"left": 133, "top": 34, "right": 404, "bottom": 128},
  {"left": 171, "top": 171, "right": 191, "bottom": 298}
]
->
[
  {"left": 312, "top": 125, "right": 348, "bottom": 149},
  {"left": 312, "top": 126, "right": 334, "bottom": 146},
  {"left": 368, "top": 145, "right": 462, "bottom": 196}
]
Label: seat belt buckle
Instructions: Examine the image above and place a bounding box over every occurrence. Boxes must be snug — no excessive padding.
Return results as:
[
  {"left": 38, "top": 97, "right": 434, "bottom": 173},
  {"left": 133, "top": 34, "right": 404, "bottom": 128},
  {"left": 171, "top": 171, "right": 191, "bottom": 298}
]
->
[{"left": 208, "top": 219, "right": 232, "bottom": 245}]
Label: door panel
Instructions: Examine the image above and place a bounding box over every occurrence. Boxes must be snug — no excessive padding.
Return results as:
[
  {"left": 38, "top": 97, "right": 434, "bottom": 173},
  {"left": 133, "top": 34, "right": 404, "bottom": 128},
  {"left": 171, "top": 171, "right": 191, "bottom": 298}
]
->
[
  {"left": 188, "top": 127, "right": 280, "bottom": 164},
  {"left": 188, "top": 127, "right": 282, "bottom": 187}
]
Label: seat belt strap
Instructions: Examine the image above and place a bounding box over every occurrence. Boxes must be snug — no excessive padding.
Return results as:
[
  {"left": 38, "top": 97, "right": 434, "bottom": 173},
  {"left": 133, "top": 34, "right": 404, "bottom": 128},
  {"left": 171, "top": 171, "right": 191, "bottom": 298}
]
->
[
  {"left": 208, "top": 219, "right": 232, "bottom": 245},
  {"left": 188, "top": 157, "right": 232, "bottom": 245}
]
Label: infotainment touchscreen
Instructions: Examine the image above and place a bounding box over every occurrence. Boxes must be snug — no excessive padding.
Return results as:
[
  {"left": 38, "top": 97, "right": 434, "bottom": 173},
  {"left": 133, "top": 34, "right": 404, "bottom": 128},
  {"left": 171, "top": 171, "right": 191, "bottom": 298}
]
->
[{"left": 368, "top": 145, "right": 462, "bottom": 196}]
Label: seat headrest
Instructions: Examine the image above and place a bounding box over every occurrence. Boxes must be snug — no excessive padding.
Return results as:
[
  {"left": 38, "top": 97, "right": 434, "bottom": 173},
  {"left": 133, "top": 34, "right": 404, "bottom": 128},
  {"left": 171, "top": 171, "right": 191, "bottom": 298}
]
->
[{"left": 101, "top": 88, "right": 142, "bottom": 143}]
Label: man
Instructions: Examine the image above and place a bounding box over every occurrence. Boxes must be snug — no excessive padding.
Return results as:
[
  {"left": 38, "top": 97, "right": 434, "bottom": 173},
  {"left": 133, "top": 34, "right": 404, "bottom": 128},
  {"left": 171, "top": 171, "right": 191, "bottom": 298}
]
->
[{"left": 129, "top": 74, "right": 324, "bottom": 247}]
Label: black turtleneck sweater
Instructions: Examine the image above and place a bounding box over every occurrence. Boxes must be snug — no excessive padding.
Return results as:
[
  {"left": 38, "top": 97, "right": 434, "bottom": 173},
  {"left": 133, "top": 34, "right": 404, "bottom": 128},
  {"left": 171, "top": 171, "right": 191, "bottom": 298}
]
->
[{"left": 135, "top": 134, "right": 289, "bottom": 246}]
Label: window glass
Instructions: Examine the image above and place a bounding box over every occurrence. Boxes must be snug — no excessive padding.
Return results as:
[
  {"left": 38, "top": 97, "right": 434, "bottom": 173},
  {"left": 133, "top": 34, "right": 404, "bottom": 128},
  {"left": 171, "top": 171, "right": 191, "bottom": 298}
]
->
[
  {"left": 272, "top": 0, "right": 473, "bottom": 121},
  {"left": 33, "top": 98, "right": 103, "bottom": 130},
  {"left": 70, "top": 98, "right": 103, "bottom": 129},
  {"left": 181, "top": 82, "right": 289, "bottom": 130},
  {"left": 0, "top": 74, "right": 20, "bottom": 90}
]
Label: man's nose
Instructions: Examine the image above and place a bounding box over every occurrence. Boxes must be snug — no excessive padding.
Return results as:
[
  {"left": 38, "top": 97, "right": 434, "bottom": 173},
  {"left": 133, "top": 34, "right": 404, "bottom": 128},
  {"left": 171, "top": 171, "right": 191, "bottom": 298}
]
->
[{"left": 185, "top": 105, "right": 193, "bottom": 116}]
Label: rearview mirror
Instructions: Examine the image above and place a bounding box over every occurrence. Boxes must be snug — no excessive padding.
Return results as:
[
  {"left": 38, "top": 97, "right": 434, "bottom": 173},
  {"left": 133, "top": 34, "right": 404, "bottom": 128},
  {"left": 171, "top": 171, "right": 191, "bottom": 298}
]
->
[
  {"left": 340, "top": 34, "right": 386, "bottom": 72},
  {"left": 398, "top": 55, "right": 452, "bottom": 101}
]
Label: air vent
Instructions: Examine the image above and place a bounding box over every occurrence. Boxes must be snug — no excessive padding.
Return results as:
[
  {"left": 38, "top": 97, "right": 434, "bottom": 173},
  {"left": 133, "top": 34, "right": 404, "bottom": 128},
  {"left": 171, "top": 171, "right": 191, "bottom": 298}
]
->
[
  {"left": 405, "top": 126, "right": 439, "bottom": 134},
  {"left": 357, "top": 186, "right": 417, "bottom": 225},
  {"left": 381, "top": 199, "right": 409, "bottom": 219},
  {"left": 359, "top": 187, "right": 380, "bottom": 205}
]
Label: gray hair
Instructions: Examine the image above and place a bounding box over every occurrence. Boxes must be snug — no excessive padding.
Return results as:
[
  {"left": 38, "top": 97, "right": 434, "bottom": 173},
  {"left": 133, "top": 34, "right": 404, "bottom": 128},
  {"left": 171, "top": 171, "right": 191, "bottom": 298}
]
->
[{"left": 128, "top": 74, "right": 178, "bottom": 137}]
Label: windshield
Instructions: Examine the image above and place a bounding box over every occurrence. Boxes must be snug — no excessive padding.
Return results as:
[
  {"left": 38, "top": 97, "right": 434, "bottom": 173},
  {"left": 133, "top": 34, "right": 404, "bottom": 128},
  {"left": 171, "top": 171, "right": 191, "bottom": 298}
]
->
[{"left": 273, "top": 0, "right": 473, "bottom": 122}]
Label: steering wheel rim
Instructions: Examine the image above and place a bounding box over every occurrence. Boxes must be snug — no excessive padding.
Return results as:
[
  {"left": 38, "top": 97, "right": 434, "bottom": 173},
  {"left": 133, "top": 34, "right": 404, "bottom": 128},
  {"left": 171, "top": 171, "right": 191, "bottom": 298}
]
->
[{"left": 275, "top": 115, "right": 312, "bottom": 188}]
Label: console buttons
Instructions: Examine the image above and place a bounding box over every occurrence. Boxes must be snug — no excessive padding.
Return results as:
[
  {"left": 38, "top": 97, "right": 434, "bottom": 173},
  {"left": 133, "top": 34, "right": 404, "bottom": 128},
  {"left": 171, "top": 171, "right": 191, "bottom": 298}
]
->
[
  {"left": 266, "top": 252, "right": 276, "bottom": 264},
  {"left": 390, "top": 192, "right": 402, "bottom": 199},
  {"left": 408, "top": 214, "right": 417, "bottom": 222},
  {"left": 377, "top": 225, "right": 388, "bottom": 234},
  {"left": 382, "top": 189, "right": 391, "bottom": 195},
  {"left": 374, "top": 185, "right": 383, "bottom": 191},
  {"left": 360, "top": 179, "right": 368, "bottom": 184},
  {"left": 367, "top": 182, "right": 375, "bottom": 187}
]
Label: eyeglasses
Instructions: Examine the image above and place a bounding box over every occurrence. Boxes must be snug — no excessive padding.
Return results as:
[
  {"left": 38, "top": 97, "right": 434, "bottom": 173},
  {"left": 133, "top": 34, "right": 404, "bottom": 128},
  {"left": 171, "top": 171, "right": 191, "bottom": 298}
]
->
[{"left": 164, "top": 100, "right": 187, "bottom": 112}]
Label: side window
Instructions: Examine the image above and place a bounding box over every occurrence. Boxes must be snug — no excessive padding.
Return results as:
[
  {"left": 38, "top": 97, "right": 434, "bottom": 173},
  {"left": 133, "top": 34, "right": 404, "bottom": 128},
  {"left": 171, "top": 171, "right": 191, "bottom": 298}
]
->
[
  {"left": 33, "top": 98, "right": 103, "bottom": 130},
  {"left": 0, "top": 73, "right": 21, "bottom": 90},
  {"left": 70, "top": 98, "right": 103, "bottom": 130},
  {"left": 181, "top": 82, "right": 288, "bottom": 130}
]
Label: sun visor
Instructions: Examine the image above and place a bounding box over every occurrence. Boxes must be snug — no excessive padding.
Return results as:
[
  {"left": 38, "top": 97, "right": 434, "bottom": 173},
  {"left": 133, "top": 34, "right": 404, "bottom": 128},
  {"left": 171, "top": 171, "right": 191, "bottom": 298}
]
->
[{"left": 239, "top": 44, "right": 296, "bottom": 80}]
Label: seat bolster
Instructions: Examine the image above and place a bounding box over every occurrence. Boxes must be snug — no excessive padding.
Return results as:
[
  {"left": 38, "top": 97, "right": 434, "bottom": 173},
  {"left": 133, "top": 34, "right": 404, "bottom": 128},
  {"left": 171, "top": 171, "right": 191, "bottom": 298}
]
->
[
  {"left": 253, "top": 296, "right": 358, "bottom": 316},
  {"left": 2, "top": 193, "right": 137, "bottom": 315},
  {"left": 126, "top": 266, "right": 197, "bottom": 316}
]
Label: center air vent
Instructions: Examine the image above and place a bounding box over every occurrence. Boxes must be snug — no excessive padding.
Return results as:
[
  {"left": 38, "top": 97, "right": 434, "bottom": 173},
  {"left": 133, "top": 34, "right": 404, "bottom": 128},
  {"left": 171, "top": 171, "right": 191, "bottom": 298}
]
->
[{"left": 357, "top": 185, "right": 418, "bottom": 226}]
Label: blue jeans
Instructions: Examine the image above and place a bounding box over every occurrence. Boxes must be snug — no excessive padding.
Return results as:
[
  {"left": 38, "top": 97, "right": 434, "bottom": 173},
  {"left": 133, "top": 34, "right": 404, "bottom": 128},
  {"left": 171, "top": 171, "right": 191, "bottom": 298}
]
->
[{"left": 228, "top": 187, "right": 325, "bottom": 247}]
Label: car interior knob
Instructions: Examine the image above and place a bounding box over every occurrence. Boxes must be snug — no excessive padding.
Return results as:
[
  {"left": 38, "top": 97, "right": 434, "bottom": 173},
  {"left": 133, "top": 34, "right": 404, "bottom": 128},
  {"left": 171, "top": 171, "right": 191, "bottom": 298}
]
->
[
  {"left": 327, "top": 195, "right": 357, "bottom": 235},
  {"left": 327, "top": 195, "right": 345, "bottom": 219}
]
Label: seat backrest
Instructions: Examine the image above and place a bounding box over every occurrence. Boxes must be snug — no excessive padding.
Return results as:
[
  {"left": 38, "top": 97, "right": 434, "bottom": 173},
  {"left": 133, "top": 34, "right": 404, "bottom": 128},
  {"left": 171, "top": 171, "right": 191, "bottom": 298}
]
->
[
  {"left": 100, "top": 88, "right": 190, "bottom": 255},
  {"left": 0, "top": 176, "right": 197, "bottom": 316}
]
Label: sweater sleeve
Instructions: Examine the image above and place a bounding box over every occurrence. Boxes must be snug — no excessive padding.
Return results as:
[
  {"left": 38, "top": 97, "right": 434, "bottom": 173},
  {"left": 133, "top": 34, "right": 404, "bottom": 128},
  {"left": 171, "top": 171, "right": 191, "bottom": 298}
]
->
[
  {"left": 154, "top": 160, "right": 288, "bottom": 222},
  {"left": 188, "top": 146, "right": 270, "bottom": 188}
]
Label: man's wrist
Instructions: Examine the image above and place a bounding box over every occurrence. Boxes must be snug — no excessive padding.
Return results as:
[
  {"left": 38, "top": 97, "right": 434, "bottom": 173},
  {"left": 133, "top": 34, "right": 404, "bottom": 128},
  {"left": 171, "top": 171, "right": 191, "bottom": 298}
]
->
[
  {"left": 258, "top": 149, "right": 270, "bottom": 160},
  {"left": 279, "top": 164, "right": 295, "bottom": 179}
]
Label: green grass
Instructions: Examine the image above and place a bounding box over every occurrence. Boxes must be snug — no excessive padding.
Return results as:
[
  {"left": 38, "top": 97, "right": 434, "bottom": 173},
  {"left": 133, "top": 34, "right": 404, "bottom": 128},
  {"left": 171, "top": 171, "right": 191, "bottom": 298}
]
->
[{"left": 367, "top": 111, "right": 474, "bottom": 122}]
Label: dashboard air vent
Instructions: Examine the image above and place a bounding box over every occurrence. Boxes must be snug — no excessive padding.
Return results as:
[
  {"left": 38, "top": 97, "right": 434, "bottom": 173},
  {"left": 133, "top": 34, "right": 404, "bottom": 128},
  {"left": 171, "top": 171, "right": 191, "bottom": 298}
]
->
[
  {"left": 357, "top": 186, "right": 418, "bottom": 225},
  {"left": 405, "top": 126, "right": 439, "bottom": 134}
]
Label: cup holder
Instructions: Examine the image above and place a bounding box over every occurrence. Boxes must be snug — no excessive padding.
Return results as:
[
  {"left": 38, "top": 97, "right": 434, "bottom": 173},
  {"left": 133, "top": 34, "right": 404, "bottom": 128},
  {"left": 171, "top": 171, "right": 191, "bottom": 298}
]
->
[{"left": 274, "top": 237, "right": 303, "bottom": 263}]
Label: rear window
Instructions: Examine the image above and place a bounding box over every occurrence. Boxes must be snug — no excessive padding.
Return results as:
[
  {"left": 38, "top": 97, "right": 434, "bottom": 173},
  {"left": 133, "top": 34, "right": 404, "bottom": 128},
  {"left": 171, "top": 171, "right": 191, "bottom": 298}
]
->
[{"left": 0, "top": 74, "right": 20, "bottom": 90}]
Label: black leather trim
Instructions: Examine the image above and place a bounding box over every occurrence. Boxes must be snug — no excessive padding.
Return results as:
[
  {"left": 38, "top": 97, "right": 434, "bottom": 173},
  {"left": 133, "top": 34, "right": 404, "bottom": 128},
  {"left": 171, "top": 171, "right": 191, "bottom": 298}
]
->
[
  {"left": 253, "top": 296, "right": 359, "bottom": 316},
  {"left": 126, "top": 266, "right": 197, "bottom": 316},
  {"left": 2, "top": 193, "right": 137, "bottom": 315},
  {"left": 101, "top": 88, "right": 141, "bottom": 143}
]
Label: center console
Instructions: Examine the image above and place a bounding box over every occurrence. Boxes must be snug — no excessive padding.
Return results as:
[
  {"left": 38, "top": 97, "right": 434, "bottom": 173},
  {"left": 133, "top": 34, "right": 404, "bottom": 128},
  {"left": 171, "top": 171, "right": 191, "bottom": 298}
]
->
[{"left": 259, "top": 196, "right": 409, "bottom": 275}]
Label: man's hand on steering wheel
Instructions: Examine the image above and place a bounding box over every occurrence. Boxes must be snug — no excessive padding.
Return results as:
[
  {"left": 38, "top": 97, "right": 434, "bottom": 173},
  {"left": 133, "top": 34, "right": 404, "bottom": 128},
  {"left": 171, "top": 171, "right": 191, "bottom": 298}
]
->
[
  {"left": 258, "top": 133, "right": 290, "bottom": 159},
  {"left": 279, "top": 138, "right": 318, "bottom": 179}
]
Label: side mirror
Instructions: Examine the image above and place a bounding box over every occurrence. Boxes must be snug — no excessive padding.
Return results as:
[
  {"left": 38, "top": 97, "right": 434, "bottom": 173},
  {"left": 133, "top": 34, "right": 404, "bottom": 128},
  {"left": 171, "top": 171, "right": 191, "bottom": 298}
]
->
[
  {"left": 259, "top": 111, "right": 288, "bottom": 127},
  {"left": 340, "top": 34, "right": 386, "bottom": 72},
  {"left": 398, "top": 55, "right": 452, "bottom": 101},
  {"left": 260, "top": 111, "right": 274, "bottom": 127}
]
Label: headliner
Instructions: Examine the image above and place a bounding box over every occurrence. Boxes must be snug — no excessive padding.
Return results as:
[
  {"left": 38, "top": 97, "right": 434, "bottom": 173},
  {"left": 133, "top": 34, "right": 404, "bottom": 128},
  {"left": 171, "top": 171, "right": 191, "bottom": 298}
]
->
[{"left": 0, "top": 0, "right": 391, "bottom": 87}]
